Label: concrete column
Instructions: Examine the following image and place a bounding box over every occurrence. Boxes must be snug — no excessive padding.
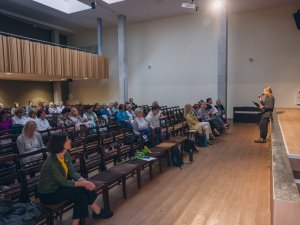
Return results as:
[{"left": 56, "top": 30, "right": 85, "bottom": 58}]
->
[
  {"left": 53, "top": 81, "right": 62, "bottom": 105},
  {"left": 118, "top": 15, "right": 128, "bottom": 103},
  {"left": 51, "top": 29, "right": 63, "bottom": 103},
  {"left": 51, "top": 29, "right": 59, "bottom": 44},
  {"left": 217, "top": 8, "right": 228, "bottom": 113},
  {"left": 97, "top": 18, "right": 103, "bottom": 55}
]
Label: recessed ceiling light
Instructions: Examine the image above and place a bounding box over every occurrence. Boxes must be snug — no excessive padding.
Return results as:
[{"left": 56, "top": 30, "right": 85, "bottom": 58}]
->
[
  {"left": 33, "top": 0, "right": 91, "bottom": 14},
  {"left": 102, "top": 0, "right": 125, "bottom": 4},
  {"left": 212, "top": 0, "right": 223, "bottom": 10}
]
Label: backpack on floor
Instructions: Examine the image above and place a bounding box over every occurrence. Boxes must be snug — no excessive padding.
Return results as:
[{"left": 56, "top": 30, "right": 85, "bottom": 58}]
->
[
  {"left": 184, "top": 139, "right": 198, "bottom": 162},
  {"left": 184, "top": 139, "right": 198, "bottom": 153},
  {"left": 196, "top": 133, "right": 208, "bottom": 147},
  {"left": 171, "top": 146, "right": 183, "bottom": 168}
]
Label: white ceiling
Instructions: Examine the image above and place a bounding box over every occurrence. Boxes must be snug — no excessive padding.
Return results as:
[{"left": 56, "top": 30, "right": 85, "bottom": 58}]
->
[{"left": 0, "top": 0, "right": 298, "bottom": 33}]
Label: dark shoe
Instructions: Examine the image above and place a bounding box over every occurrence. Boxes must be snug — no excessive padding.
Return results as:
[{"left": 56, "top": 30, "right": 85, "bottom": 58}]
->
[
  {"left": 254, "top": 138, "right": 266, "bottom": 143},
  {"left": 93, "top": 208, "right": 113, "bottom": 220}
]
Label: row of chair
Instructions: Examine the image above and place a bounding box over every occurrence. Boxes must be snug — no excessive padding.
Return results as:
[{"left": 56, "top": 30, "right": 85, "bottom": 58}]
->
[{"left": 0, "top": 104, "right": 203, "bottom": 224}]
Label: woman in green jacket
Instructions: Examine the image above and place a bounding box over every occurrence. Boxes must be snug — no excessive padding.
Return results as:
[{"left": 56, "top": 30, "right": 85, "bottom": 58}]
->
[{"left": 38, "top": 132, "right": 113, "bottom": 225}]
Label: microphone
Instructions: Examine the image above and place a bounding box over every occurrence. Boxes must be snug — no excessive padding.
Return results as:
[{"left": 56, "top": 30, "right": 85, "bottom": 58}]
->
[{"left": 257, "top": 93, "right": 264, "bottom": 98}]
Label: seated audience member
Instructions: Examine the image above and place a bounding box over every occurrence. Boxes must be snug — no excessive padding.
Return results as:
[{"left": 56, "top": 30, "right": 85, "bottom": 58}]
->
[
  {"left": 57, "top": 101, "right": 65, "bottom": 114},
  {"left": 116, "top": 104, "right": 131, "bottom": 128},
  {"left": 93, "top": 103, "right": 108, "bottom": 124},
  {"left": 27, "top": 109, "right": 39, "bottom": 124},
  {"left": 57, "top": 108, "right": 75, "bottom": 127},
  {"left": 83, "top": 106, "right": 98, "bottom": 127},
  {"left": 70, "top": 108, "right": 90, "bottom": 131},
  {"left": 145, "top": 105, "right": 162, "bottom": 143},
  {"left": 36, "top": 101, "right": 43, "bottom": 110},
  {"left": 11, "top": 102, "right": 20, "bottom": 116},
  {"left": 16, "top": 121, "right": 44, "bottom": 164},
  {"left": 0, "top": 103, "right": 4, "bottom": 111},
  {"left": 0, "top": 110, "right": 12, "bottom": 134},
  {"left": 184, "top": 104, "right": 213, "bottom": 144},
  {"left": 36, "top": 109, "right": 51, "bottom": 131},
  {"left": 25, "top": 100, "right": 34, "bottom": 114},
  {"left": 37, "top": 102, "right": 48, "bottom": 113},
  {"left": 145, "top": 105, "right": 160, "bottom": 129},
  {"left": 48, "top": 102, "right": 58, "bottom": 114},
  {"left": 132, "top": 107, "right": 151, "bottom": 139},
  {"left": 38, "top": 132, "right": 113, "bottom": 225},
  {"left": 12, "top": 108, "right": 28, "bottom": 126},
  {"left": 106, "top": 103, "right": 114, "bottom": 119},
  {"left": 206, "top": 98, "right": 228, "bottom": 127},
  {"left": 128, "top": 98, "right": 138, "bottom": 110},
  {"left": 93, "top": 103, "right": 102, "bottom": 117},
  {"left": 42, "top": 102, "right": 48, "bottom": 112},
  {"left": 125, "top": 104, "right": 135, "bottom": 121},
  {"left": 99, "top": 104, "right": 110, "bottom": 124},
  {"left": 206, "top": 99, "right": 229, "bottom": 128},
  {"left": 192, "top": 104, "right": 201, "bottom": 119},
  {"left": 0, "top": 185, "right": 11, "bottom": 199},
  {"left": 199, "top": 102, "right": 225, "bottom": 134},
  {"left": 206, "top": 98, "right": 213, "bottom": 111},
  {"left": 215, "top": 99, "right": 226, "bottom": 122},
  {"left": 152, "top": 101, "right": 165, "bottom": 119},
  {"left": 112, "top": 102, "right": 119, "bottom": 114}
]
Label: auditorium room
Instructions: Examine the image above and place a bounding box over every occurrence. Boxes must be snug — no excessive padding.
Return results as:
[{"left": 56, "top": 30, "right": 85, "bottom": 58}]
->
[{"left": 0, "top": 0, "right": 300, "bottom": 225}]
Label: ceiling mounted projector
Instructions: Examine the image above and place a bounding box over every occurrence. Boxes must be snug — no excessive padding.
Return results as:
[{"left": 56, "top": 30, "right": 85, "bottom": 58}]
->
[{"left": 182, "top": 0, "right": 199, "bottom": 11}]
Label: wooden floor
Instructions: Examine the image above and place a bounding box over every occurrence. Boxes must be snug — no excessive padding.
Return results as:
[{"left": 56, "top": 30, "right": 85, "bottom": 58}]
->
[
  {"left": 277, "top": 108, "right": 300, "bottom": 155},
  {"left": 62, "top": 123, "right": 271, "bottom": 225}
]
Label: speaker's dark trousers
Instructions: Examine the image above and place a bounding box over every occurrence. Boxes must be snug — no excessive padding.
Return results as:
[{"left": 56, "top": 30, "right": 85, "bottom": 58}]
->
[
  {"left": 259, "top": 117, "right": 270, "bottom": 140},
  {"left": 39, "top": 187, "right": 98, "bottom": 219}
]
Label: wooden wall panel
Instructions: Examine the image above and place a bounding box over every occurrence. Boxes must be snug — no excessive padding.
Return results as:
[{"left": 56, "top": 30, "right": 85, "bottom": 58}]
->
[
  {"left": 53, "top": 46, "right": 62, "bottom": 76},
  {"left": 21, "top": 40, "right": 31, "bottom": 74},
  {"left": 33, "top": 42, "right": 42, "bottom": 75},
  {"left": 44, "top": 45, "right": 53, "bottom": 76},
  {"left": 2, "top": 36, "right": 11, "bottom": 72},
  {"left": 0, "top": 35, "right": 109, "bottom": 80},
  {"left": 9, "top": 37, "right": 19, "bottom": 73},
  {"left": 0, "top": 36, "right": 4, "bottom": 72}
]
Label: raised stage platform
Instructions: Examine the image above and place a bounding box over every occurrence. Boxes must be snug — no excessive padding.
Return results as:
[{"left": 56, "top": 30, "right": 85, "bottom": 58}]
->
[
  {"left": 271, "top": 108, "right": 300, "bottom": 225},
  {"left": 277, "top": 108, "right": 300, "bottom": 155}
]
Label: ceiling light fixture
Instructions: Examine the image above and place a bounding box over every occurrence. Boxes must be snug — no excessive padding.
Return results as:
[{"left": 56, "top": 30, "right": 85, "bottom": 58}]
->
[
  {"left": 212, "top": 0, "right": 223, "bottom": 10},
  {"left": 182, "top": 0, "right": 199, "bottom": 12},
  {"left": 33, "top": 0, "right": 91, "bottom": 14},
  {"left": 102, "top": 0, "right": 125, "bottom": 4}
]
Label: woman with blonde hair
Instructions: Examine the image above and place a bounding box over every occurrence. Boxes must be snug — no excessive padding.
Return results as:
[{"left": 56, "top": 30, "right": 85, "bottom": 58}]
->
[
  {"left": 70, "top": 107, "right": 91, "bottom": 131},
  {"left": 16, "top": 120, "right": 44, "bottom": 164},
  {"left": 254, "top": 86, "right": 275, "bottom": 143},
  {"left": 184, "top": 104, "right": 213, "bottom": 144}
]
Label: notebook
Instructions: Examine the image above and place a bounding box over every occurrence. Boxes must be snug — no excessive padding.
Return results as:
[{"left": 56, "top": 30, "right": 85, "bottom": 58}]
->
[{"left": 252, "top": 101, "right": 260, "bottom": 108}]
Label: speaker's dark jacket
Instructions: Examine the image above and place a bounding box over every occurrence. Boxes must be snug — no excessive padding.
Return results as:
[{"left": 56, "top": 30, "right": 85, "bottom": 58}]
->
[{"left": 260, "top": 95, "right": 275, "bottom": 119}]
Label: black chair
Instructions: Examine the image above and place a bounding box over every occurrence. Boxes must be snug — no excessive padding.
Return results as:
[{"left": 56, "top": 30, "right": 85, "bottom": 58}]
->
[{"left": 0, "top": 154, "right": 50, "bottom": 224}]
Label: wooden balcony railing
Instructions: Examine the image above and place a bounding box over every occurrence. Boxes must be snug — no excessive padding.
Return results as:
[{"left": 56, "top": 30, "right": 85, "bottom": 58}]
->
[{"left": 0, "top": 33, "right": 109, "bottom": 81}]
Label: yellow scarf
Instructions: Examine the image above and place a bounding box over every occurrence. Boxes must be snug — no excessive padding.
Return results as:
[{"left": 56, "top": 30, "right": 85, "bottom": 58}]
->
[{"left": 57, "top": 156, "right": 68, "bottom": 178}]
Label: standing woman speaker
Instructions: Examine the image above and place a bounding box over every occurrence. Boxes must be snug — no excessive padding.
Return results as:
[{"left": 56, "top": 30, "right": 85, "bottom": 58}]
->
[{"left": 254, "top": 86, "right": 275, "bottom": 143}]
